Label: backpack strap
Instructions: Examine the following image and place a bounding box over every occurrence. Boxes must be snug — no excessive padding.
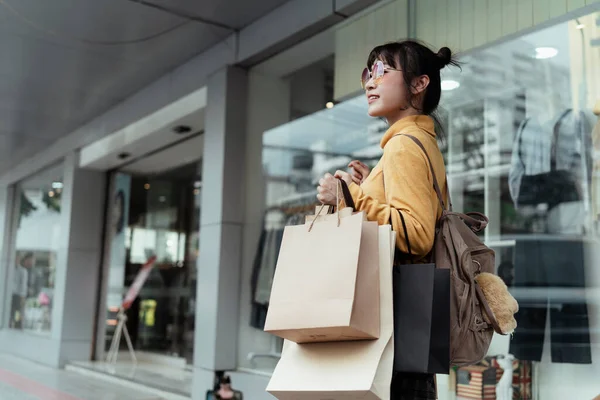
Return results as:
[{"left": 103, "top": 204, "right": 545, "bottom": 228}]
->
[{"left": 392, "top": 134, "right": 450, "bottom": 211}]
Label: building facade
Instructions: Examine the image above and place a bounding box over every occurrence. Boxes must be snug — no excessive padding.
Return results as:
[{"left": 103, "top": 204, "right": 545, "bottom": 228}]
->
[{"left": 1, "top": 1, "right": 599, "bottom": 399}]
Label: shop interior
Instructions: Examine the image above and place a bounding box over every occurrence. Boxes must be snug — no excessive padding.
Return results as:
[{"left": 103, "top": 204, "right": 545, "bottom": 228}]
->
[
  {"left": 106, "top": 133, "right": 203, "bottom": 361},
  {"left": 253, "top": 12, "right": 600, "bottom": 400}
]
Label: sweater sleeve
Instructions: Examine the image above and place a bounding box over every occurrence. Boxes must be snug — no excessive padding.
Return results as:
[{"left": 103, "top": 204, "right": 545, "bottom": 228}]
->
[{"left": 347, "top": 136, "right": 439, "bottom": 257}]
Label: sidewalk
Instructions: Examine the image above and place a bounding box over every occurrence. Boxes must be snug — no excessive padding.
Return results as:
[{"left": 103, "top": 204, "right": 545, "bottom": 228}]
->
[{"left": 0, "top": 353, "right": 183, "bottom": 400}]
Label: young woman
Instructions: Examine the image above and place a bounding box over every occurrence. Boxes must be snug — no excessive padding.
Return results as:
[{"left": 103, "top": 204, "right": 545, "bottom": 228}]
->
[{"left": 317, "top": 40, "right": 458, "bottom": 399}]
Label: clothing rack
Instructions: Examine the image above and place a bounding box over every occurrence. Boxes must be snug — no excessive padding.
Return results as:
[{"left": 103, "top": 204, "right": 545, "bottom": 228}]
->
[{"left": 266, "top": 190, "right": 318, "bottom": 212}]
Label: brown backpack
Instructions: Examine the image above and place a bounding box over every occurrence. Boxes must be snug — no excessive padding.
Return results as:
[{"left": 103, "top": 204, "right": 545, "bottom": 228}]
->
[{"left": 397, "top": 134, "right": 502, "bottom": 367}]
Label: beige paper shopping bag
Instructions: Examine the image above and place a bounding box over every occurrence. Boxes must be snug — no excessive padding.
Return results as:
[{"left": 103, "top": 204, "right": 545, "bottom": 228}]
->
[
  {"left": 264, "top": 209, "right": 380, "bottom": 343},
  {"left": 267, "top": 225, "right": 396, "bottom": 400}
]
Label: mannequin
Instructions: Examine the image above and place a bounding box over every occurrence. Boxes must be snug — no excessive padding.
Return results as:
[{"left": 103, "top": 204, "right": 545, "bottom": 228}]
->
[
  {"left": 509, "top": 86, "right": 593, "bottom": 365},
  {"left": 496, "top": 354, "right": 515, "bottom": 400}
]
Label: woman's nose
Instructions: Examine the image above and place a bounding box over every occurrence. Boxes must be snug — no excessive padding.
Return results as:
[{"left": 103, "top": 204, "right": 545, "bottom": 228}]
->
[{"left": 365, "top": 77, "right": 376, "bottom": 91}]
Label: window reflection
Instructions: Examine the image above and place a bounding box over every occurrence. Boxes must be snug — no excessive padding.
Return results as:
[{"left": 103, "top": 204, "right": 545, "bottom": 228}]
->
[
  {"left": 8, "top": 164, "right": 63, "bottom": 333},
  {"left": 251, "top": 12, "right": 600, "bottom": 385}
]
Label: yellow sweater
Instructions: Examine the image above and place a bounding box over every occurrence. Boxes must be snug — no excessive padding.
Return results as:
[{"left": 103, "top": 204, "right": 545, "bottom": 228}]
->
[{"left": 348, "top": 115, "right": 447, "bottom": 258}]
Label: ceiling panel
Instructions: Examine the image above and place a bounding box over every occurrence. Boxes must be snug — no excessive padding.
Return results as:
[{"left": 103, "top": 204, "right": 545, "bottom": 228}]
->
[
  {"left": 122, "top": 134, "right": 204, "bottom": 175},
  {"left": 0, "top": 0, "right": 234, "bottom": 174},
  {"left": 144, "top": 0, "right": 292, "bottom": 29}
]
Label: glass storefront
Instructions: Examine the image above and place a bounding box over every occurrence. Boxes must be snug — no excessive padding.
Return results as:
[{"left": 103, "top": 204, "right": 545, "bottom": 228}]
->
[
  {"left": 251, "top": 9, "right": 600, "bottom": 399},
  {"left": 104, "top": 161, "right": 200, "bottom": 363},
  {"left": 6, "top": 163, "right": 64, "bottom": 334}
]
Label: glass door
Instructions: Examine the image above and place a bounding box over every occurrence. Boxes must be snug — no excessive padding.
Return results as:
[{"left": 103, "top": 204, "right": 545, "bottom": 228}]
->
[{"left": 104, "top": 162, "right": 200, "bottom": 363}]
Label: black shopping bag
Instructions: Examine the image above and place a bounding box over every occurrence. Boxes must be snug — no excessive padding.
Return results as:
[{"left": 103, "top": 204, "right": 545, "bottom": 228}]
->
[{"left": 392, "top": 262, "right": 450, "bottom": 374}]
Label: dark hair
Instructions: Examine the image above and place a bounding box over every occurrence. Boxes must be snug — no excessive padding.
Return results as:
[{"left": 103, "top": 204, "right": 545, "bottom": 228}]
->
[
  {"left": 367, "top": 40, "right": 460, "bottom": 136},
  {"left": 22, "top": 252, "right": 34, "bottom": 261}
]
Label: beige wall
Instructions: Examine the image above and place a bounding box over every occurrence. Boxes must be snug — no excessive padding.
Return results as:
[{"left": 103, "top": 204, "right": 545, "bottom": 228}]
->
[
  {"left": 334, "top": 0, "right": 409, "bottom": 100},
  {"left": 334, "top": 0, "right": 600, "bottom": 100}
]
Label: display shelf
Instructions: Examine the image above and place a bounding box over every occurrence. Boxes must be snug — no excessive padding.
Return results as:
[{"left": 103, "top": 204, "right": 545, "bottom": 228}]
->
[
  {"left": 447, "top": 164, "right": 511, "bottom": 180},
  {"left": 443, "top": 89, "right": 526, "bottom": 245}
]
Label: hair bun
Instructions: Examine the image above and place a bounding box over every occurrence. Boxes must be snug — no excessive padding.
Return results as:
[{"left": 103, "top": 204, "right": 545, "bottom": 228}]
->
[{"left": 436, "top": 47, "right": 452, "bottom": 68}]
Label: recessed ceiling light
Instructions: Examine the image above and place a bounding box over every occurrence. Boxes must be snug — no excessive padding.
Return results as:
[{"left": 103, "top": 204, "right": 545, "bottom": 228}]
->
[
  {"left": 326, "top": 102, "right": 335, "bottom": 109},
  {"left": 173, "top": 125, "right": 192, "bottom": 134},
  {"left": 535, "top": 47, "right": 558, "bottom": 59},
  {"left": 576, "top": 24, "right": 585, "bottom": 30},
  {"left": 441, "top": 80, "right": 460, "bottom": 91}
]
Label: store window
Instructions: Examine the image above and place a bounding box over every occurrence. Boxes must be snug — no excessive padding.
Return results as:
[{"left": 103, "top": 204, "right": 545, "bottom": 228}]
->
[
  {"left": 7, "top": 164, "right": 64, "bottom": 333},
  {"left": 104, "top": 162, "right": 200, "bottom": 363},
  {"left": 250, "top": 8, "right": 599, "bottom": 397},
  {"left": 438, "top": 14, "right": 600, "bottom": 398}
]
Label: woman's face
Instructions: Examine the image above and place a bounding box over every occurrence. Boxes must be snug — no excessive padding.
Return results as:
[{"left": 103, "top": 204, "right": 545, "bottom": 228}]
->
[{"left": 364, "top": 60, "right": 409, "bottom": 121}]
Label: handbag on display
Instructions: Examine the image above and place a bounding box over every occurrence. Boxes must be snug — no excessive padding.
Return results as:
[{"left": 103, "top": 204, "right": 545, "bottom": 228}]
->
[{"left": 516, "top": 110, "right": 583, "bottom": 209}]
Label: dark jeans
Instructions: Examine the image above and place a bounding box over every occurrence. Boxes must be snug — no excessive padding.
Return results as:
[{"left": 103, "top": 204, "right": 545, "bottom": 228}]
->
[
  {"left": 391, "top": 372, "right": 436, "bottom": 400},
  {"left": 510, "top": 238, "right": 592, "bottom": 364}
]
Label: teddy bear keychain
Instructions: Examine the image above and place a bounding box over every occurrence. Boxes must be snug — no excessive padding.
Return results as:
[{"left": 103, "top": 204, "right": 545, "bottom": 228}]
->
[{"left": 475, "top": 272, "right": 519, "bottom": 335}]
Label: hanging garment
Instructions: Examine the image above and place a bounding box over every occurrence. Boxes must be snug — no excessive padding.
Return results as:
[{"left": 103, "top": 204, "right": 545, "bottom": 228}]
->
[
  {"left": 250, "top": 211, "right": 285, "bottom": 330},
  {"left": 509, "top": 109, "right": 592, "bottom": 210},
  {"left": 509, "top": 238, "right": 592, "bottom": 364},
  {"left": 254, "top": 228, "right": 284, "bottom": 305}
]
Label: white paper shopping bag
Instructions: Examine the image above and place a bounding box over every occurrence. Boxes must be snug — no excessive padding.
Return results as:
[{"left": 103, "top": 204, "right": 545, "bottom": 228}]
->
[
  {"left": 266, "top": 225, "right": 396, "bottom": 399},
  {"left": 265, "top": 209, "right": 380, "bottom": 344}
]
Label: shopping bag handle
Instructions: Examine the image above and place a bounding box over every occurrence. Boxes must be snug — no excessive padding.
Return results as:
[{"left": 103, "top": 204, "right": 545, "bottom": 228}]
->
[
  {"left": 309, "top": 180, "right": 342, "bottom": 231},
  {"left": 338, "top": 179, "right": 356, "bottom": 210}
]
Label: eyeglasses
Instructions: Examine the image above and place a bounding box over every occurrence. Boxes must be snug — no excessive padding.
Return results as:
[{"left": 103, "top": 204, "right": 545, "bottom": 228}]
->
[{"left": 361, "top": 60, "right": 399, "bottom": 89}]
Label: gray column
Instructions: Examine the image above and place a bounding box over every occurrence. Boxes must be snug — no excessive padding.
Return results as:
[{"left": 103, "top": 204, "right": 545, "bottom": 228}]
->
[
  {"left": 0, "top": 185, "right": 15, "bottom": 328},
  {"left": 237, "top": 71, "right": 290, "bottom": 374},
  {"left": 193, "top": 66, "right": 248, "bottom": 396},
  {"left": 53, "top": 152, "right": 106, "bottom": 366}
]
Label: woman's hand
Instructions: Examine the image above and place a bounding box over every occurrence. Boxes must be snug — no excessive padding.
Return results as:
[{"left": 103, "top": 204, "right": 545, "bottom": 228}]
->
[
  {"left": 348, "top": 160, "right": 370, "bottom": 185},
  {"left": 317, "top": 171, "right": 353, "bottom": 205}
]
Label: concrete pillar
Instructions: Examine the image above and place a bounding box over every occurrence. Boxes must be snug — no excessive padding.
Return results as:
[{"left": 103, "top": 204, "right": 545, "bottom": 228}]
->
[
  {"left": 0, "top": 185, "right": 15, "bottom": 328},
  {"left": 237, "top": 71, "right": 291, "bottom": 378},
  {"left": 53, "top": 152, "right": 106, "bottom": 366},
  {"left": 192, "top": 66, "right": 248, "bottom": 397}
]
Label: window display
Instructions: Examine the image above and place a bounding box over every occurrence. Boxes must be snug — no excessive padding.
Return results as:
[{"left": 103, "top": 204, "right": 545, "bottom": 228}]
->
[
  {"left": 251, "top": 9, "right": 599, "bottom": 398},
  {"left": 7, "top": 164, "right": 63, "bottom": 333}
]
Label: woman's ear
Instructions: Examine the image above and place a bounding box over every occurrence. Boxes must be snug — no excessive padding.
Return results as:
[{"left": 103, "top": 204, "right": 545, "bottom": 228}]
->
[{"left": 411, "top": 75, "right": 430, "bottom": 95}]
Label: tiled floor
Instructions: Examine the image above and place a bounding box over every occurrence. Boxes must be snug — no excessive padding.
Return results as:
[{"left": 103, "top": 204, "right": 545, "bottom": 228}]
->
[
  {"left": 0, "top": 354, "right": 180, "bottom": 400},
  {"left": 68, "top": 360, "right": 192, "bottom": 397}
]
